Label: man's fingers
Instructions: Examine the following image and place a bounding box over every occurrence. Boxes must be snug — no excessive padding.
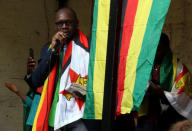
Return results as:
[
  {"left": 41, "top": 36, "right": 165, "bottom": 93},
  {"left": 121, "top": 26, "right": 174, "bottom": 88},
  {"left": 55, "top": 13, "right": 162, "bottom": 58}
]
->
[
  {"left": 27, "top": 57, "right": 36, "bottom": 64},
  {"left": 51, "top": 31, "right": 69, "bottom": 52},
  {"left": 27, "top": 56, "right": 36, "bottom": 74},
  {"left": 52, "top": 32, "right": 68, "bottom": 43},
  {"left": 28, "top": 62, "right": 36, "bottom": 66},
  {"left": 149, "top": 81, "right": 156, "bottom": 88},
  {"left": 27, "top": 62, "right": 36, "bottom": 68},
  {"left": 58, "top": 32, "right": 65, "bottom": 39}
]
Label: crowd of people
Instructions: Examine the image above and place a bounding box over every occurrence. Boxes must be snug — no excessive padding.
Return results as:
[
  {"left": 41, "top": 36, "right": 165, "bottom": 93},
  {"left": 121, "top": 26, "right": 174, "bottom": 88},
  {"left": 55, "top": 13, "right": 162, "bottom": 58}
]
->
[
  {"left": 5, "top": 6, "right": 192, "bottom": 131},
  {"left": 136, "top": 33, "right": 192, "bottom": 131}
]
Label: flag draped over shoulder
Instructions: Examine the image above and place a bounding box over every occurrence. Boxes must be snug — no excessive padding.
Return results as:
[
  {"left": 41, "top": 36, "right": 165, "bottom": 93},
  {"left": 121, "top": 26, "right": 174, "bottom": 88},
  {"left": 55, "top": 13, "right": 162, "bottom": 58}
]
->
[
  {"left": 137, "top": 52, "right": 192, "bottom": 120},
  {"left": 116, "top": 0, "right": 171, "bottom": 115},
  {"left": 163, "top": 54, "right": 192, "bottom": 120},
  {"left": 84, "top": 0, "right": 171, "bottom": 119},
  {"left": 32, "top": 30, "right": 89, "bottom": 131}
]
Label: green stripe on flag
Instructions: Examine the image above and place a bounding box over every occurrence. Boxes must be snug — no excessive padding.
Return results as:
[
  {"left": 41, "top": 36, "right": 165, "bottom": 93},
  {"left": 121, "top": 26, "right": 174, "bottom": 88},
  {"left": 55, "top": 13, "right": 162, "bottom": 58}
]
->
[
  {"left": 48, "top": 49, "right": 63, "bottom": 126},
  {"left": 160, "top": 51, "right": 174, "bottom": 92},
  {"left": 84, "top": 0, "right": 99, "bottom": 119},
  {"left": 132, "top": 0, "right": 171, "bottom": 110}
]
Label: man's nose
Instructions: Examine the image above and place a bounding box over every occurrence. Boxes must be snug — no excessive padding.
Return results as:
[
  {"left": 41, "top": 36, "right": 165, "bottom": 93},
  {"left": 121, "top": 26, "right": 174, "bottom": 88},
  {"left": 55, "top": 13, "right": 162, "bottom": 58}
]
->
[{"left": 62, "top": 23, "right": 68, "bottom": 28}]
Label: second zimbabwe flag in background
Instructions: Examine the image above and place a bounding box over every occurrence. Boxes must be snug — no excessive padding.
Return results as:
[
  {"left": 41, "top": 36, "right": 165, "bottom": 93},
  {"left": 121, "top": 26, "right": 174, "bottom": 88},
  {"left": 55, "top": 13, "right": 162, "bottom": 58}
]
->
[{"left": 84, "top": 0, "right": 171, "bottom": 119}]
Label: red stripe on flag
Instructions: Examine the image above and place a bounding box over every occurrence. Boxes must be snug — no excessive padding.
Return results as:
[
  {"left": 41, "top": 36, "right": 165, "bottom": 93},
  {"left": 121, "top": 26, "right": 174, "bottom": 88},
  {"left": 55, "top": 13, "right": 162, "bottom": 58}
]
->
[
  {"left": 177, "top": 86, "right": 184, "bottom": 94},
  {"left": 62, "top": 41, "right": 72, "bottom": 69},
  {"left": 36, "top": 65, "right": 57, "bottom": 131},
  {"left": 116, "top": 0, "right": 139, "bottom": 115},
  {"left": 78, "top": 30, "right": 89, "bottom": 48},
  {"left": 175, "top": 65, "right": 188, "bottom": 82}
]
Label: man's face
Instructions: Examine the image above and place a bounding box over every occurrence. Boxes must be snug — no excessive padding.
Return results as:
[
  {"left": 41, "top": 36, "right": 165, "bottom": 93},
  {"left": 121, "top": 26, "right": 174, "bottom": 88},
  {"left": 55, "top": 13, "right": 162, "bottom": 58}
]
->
[
  {"left": 55, "top": 9, "right": 78, "bottom": 42},
  {"left": 155, "top": 42, "right": 169, "bottom": 62}
]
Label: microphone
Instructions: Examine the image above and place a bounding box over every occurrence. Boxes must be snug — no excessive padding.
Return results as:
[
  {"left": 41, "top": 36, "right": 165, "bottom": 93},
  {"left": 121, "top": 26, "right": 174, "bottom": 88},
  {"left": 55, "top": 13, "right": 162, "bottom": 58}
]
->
[{"left": 51, "top": 40, "right": 60, "bottom": 52}]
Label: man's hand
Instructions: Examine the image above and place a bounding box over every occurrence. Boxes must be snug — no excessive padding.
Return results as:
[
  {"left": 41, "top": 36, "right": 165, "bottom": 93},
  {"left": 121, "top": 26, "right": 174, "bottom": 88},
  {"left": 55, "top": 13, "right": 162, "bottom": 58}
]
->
[
  {"left": 27, "top": 57, "right": 36, "bottom": 75},
  {"left": 149, "top": 80, "right": 164, "bottom": 96},
  {"left": 50, "top": 31, "right": 69, "bottom": 53}
]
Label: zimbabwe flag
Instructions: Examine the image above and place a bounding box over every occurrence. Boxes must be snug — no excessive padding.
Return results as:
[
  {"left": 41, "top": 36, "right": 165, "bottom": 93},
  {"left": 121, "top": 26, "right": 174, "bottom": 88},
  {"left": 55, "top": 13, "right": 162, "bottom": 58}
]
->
[
  {"left": 116, "top": 0, "right": 171, "bottom": 115},
  {"left": 84, "top": 0, "right": 171, "bottom": 119}
]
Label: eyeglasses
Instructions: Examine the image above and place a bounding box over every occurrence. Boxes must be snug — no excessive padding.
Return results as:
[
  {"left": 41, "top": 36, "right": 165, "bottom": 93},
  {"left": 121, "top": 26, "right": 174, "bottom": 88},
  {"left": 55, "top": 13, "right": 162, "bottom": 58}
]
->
[{"left": 55, "top": 20, "right": 74, "bottom": 28}]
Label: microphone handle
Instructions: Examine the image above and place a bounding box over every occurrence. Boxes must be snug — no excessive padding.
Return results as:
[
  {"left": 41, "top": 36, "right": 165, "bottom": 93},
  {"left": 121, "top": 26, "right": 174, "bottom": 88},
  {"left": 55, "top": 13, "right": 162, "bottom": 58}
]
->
[{"left": 51, "top": 40, "right": 60, "bottom": 52}]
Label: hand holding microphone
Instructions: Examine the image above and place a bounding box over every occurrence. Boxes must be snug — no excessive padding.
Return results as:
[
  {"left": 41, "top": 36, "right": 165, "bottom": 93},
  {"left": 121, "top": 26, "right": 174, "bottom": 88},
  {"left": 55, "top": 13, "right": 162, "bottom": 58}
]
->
[
  {"left": 51, "top": 40, "right": 60, "bottom": 52},
  {"left": 50, "top": 31, "right": 68, "bottom": 53}
]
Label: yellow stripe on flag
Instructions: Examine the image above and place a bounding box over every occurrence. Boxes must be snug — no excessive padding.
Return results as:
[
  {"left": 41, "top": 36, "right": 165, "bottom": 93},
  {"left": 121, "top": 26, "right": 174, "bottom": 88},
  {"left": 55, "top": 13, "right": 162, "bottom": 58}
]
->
[
  {"left": 176, "top": 73, "right": 190, "bottom": 90},
  {"left": 172, "top": 54, "right": 178, "bottom": 87},
  {"left": 93, "top": 0, "right": 111, "bottom": 119},
  {"left": 121, "top": 0, "right": 153, "bottom": 114},
  {"left": 32, "top": 78, "right": 48, "bottom": 131}
]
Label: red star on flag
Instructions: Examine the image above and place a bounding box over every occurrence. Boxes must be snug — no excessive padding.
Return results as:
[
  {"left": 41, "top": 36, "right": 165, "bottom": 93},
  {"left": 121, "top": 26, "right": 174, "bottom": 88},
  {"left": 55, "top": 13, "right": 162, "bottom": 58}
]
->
[{"left": 60, "top": 69, "right": 87, "bottom": 110}]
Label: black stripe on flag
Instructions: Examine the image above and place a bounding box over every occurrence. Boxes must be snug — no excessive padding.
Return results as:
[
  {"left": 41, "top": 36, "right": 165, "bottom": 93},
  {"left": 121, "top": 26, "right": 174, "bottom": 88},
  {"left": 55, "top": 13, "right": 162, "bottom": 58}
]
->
[{"left": 101, "top": 0, "right": 123, "bottom": 131}]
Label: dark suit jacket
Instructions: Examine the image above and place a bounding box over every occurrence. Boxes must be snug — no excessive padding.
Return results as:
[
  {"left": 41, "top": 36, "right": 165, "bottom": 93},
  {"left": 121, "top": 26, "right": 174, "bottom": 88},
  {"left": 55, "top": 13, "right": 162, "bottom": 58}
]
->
[
  {"left": 25, "top": 35, "right": 90, "bottom": 91},
  {"left": 24, "top": 43, "right": 58, "bottom": 91}
]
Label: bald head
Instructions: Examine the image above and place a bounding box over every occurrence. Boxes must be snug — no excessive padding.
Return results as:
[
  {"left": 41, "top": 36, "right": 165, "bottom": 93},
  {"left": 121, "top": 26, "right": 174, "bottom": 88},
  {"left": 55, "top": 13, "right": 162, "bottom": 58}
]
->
[
  {"left": 55, "top": 7, "right": 79, "bottom": 42},
  {"left": 56, "top": 7, "right": 78, "bottom": 24}
]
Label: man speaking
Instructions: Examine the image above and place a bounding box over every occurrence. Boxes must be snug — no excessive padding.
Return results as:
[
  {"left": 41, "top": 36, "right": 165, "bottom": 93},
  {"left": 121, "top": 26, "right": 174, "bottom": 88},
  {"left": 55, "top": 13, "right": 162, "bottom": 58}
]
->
[{"left": 25, "top": 7, "right": 90, "bottom": 131}]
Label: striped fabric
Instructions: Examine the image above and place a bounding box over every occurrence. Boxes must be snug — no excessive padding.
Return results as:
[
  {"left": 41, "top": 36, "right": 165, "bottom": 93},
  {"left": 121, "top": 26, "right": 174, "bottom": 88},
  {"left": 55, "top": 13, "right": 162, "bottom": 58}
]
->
[
  {"left": 84, "top": 0, "right": 171, "bottom": 119},
  {"left": 138, "top": 53, "right": 192, "bottom": 119},
  {"left": 32, "top": 30, "right": 89, "bottom": 131},
  {"left": 165, "top": 56, "right": 192, "bottom": 120},
  {"left": 32, "top": 65, "right": 57, "bottom": 131},
  {"left": 83, "top": 0, "right": 111, "bottom": 119},
  {"left": 138, "top": 52, "right": 179, "bottom": 117},
  {"left": 116, "top": 0, "right": 171, "bottom": 115}
]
